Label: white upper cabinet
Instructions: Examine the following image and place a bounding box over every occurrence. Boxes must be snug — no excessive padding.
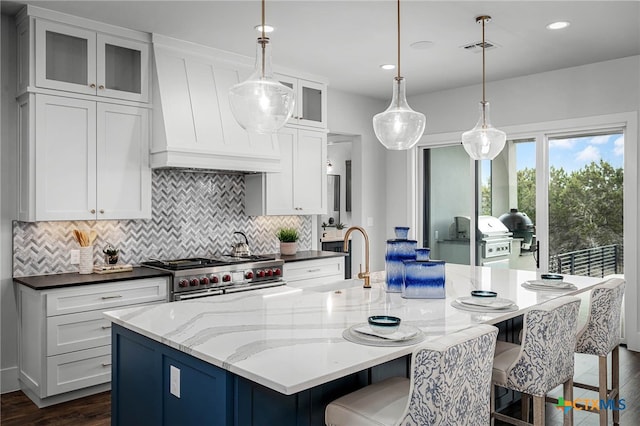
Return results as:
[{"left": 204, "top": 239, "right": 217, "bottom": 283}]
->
[
  {"left": 18, "top": 6, "right": 151, "bottom": 103},
  {"left": 245, "top": 128, "right": 327, "bottom": 216},
  {"left": 19, "top": 94, "right": 151, "bottom": 221},
  {"left": 276, "top": 74, "right": 327, "bottom": 129},
  {"left": 151, "top": 36, "right": 282, "bottom": 173}
]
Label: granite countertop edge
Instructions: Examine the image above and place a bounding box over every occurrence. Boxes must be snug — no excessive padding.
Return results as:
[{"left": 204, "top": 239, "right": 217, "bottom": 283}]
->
[{"left": 13, "top": 267, "right": 171, "bottom": 290}]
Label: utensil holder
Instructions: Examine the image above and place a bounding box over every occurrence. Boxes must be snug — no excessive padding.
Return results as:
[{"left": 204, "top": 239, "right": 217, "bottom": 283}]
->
[{"left": 79, "top": 246, "right": 94, "bottom": 274}]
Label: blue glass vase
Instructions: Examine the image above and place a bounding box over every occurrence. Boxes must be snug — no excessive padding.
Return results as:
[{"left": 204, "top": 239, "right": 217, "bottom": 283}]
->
[
  {"left": 385, "top": 227, "right": 417, "bottom": 293},
  {"left": 402, "top": 248, "right": 446, "bottom": 299}
]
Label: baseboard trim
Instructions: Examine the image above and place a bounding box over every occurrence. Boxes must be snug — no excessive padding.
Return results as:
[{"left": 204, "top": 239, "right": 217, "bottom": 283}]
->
[{"left": 1, "top": 366, "right": 19, "bottom": 394}]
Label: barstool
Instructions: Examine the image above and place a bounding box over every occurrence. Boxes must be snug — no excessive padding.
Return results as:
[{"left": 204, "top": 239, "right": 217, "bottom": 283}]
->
[
  {"left": 491, "top": 296, "right": 581, "bottom": 426},
  {"left": 325, "top": 324, "right": 499, "bottom": 426},
  {"left": 574, "top": 277, "right": 625, "bottom": 425}
]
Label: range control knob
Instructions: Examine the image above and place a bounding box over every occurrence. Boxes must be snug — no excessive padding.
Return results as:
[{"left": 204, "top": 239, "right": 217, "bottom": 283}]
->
[
  {"left": 257, "top": 270, "right": 265, "bottom": 278},
  {"left": 222, "top": 274, "right": 232, "bottom": 282},
  {"left": 190, "top": 278, "right": 199, "bottom": 287},
  {"left": 178, "top": 279, "right": 189, "bottom": 288},
  {"left": 245, "top": 271, "right": 254, "bottom": 279},
  {"left": 265, "top": 269, "right": 273, "bottom": 277},
  {"left": 200, "top": 276, "right": 210, "bottom": 285},
  {"left": 210, "top": 275, "right": 219, "bottom": 284},
  {"left": 273, "top": 268, "right": 282, "bottom": 276}
]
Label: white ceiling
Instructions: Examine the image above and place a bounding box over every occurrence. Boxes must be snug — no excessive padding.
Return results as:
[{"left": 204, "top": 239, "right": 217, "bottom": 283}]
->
[{"left": 3, "top": 1, "right": 639, "bottom": 100}]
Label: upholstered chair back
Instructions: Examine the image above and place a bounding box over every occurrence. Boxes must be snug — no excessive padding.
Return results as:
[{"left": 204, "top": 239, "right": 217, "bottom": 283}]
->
[
  {"left": 575, "top": 277, "right": 626, "bottom": 357},
  {"left": 499, "top": 296, "right": 581, "bottom": 397},
  {"left": 396, "top": 324, "right": 498, "bottom": 426}
]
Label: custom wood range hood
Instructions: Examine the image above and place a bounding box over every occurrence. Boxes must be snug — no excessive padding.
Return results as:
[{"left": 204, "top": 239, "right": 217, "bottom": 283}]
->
[{"left": 150, "top": 34, "right": 282, "bottom": 173}]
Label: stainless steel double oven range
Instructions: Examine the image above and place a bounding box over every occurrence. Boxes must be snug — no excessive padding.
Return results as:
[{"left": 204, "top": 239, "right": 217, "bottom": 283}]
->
[{"left": 142, "top": 256, "right": 286, "bottom": 301}]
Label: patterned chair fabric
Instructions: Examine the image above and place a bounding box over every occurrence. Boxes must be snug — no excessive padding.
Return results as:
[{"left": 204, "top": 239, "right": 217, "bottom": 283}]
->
[
  {"left": 397, "top": 324, "right": 499, "bottom": 426},
  {"left": 325, "top": 324, "right": 498, "bottom": 426},
  {"left": 575, "top": 277, "right": 625, "bottom": 357},
  {"left": 498, "top": 296, "right": 581, "bottom": 397}
]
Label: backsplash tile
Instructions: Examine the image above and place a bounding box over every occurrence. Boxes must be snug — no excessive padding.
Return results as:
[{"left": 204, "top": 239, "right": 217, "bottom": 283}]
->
[{"left": 13, "top": 170, "right": 312, "bottom": 276}]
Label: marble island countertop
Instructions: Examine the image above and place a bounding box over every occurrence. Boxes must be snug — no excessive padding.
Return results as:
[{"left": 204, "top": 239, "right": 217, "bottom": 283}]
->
[{"left": 104, "top": 264, "right": 602, "bottom": 395}]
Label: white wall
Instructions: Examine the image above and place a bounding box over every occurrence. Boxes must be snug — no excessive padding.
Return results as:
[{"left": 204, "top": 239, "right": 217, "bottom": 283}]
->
[
  {"left": 327, "top": 88, "right": 386, "bottom": 273},
  {"left": 387, "top": 56, "right": 640, "bottom": 350},
  {"left": 1, "top": 13, "right": 19, "bottom": 392}
]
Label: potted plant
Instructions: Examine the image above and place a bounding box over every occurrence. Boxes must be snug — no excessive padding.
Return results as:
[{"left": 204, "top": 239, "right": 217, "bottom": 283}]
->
[
  {"left": 276, "top": 227, "right": 299, "bottom": 255},
  {"left": 335, "top": 223, "right": 346, "bottom": 237}
]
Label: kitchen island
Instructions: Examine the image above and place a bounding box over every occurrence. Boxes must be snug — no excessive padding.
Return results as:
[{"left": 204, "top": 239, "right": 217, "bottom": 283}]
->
[{"left": 105, "top": 264, "right": 602, "bottom": 425}]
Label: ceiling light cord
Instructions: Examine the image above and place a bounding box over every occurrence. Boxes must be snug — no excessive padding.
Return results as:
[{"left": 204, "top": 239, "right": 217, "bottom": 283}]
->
[
  {"left": 261, "top": 0, "right": 266, "bottom": 78},
  {"left": 396, "top": 0, "right": 401, "bottom": 80}
]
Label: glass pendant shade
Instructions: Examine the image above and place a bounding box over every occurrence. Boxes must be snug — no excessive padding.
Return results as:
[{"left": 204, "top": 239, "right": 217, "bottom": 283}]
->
[
  {"left": 229, "top": 38, "right": 295, "bottom": 134},
  {"left": 373, "top": 77, "right": 426, "bottom": 150},
  {"left": 461, "top": 101, "right": 506, "bottom": 160}
]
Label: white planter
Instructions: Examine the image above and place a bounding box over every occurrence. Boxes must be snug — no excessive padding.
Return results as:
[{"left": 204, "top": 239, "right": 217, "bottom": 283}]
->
[{"left": 280, "top": 242, "right": 298, "bottom": 255}]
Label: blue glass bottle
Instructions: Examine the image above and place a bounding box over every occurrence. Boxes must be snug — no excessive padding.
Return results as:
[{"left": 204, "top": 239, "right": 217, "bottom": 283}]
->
[
  {"left": 385, "top": 227, "right": 417, "bottom": 293},
  {"left": 402, "top": 248, "right": 446, "bottom": 299}
]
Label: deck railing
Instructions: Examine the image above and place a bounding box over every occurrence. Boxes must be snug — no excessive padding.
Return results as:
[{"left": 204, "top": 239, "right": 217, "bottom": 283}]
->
[{"left": 550, "top": 244, "right": 623, "bottom": 277}]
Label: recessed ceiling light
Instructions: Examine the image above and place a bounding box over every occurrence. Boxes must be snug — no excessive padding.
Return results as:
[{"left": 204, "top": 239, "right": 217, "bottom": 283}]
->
[
  {"left": 546, "top": 21, "right": 570, "bottom": 30},
  {"left": 254, "top": 24, "right": 275, "bottom": 33},
  {"left": 410, "top": 40, "right": 434, "bottom": 50},
  {"left": 380, "top": 64, "right": 396, "bottom": 70}
]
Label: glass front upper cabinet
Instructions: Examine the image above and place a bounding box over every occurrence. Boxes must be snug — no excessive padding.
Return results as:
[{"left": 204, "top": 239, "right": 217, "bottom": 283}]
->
[
  {"left": 276, "top": 74, "right": 326, "bottom": 129},
  {"left": 35, "top": 20, "right": 149, "bottom": 102}
]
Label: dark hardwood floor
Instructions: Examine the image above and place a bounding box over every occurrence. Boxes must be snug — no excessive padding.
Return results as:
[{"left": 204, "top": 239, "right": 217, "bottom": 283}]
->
[{"left": 1, "top": 345, "right": 639, "bottom": 425}]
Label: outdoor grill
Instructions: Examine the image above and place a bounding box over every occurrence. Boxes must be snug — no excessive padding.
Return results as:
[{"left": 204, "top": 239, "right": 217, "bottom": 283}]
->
[{"left": 499, "top": 208, "right": 535, "bottom": 251}]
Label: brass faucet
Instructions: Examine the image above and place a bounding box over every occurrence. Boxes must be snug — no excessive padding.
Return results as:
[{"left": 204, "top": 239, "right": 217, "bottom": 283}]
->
[{"left": 343, "top": 226, "right": 371, "bottom": 288}]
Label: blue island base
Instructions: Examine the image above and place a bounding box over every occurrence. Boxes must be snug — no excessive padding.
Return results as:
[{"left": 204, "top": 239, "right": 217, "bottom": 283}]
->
[{"left": 111, "top": 324, "right": 408, "bottom": 426}]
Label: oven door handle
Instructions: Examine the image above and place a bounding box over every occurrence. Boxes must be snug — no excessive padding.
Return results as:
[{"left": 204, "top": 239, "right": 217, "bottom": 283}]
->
[{"left": 174, "top": 289, "right": 223, "bottom": 301}]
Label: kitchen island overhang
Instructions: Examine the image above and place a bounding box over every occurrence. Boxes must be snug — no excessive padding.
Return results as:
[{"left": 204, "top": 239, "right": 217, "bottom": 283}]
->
[{"left": 105, "top": 265, "right": 602, "bottom": 425}]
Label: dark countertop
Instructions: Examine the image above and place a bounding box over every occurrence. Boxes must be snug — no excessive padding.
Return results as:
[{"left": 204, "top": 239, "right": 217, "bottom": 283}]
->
[
  {"left": 268, "top": 250, "right": 348, "bottom": 263},
  {"left": 13, "top": 267, "right": 171, "bottom": 290}
]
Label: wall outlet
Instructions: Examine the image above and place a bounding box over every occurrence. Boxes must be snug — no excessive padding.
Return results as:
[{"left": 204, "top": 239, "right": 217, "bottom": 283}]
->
[
  {"left": 70, "top": 249, "right": 80, "bottom": 265},
  {"left": 170, "top": 365, "right": 180, "bottom": 398},
  {"left": 367, "top": 217, "right": 374, "bottom": 227}
]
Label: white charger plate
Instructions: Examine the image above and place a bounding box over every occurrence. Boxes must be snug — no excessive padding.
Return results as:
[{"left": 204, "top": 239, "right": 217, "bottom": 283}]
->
[
  {"left": 457, "top": 296, "right": 515, "bottom": 309},
  {"left": 343, "top": 324, "right": 426, "bottom": 347},
  {"left": 451, "top": 299, "right": 518, "bottom": 313},
  {"left": 521, "top": 280, "right": 577, "bottom": 291}
]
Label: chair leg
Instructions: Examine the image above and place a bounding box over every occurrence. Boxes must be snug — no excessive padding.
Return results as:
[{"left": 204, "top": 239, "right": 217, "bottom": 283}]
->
[
  {"left": 612, "top": 345, "right": 620, "bottom": 425},
  {"left": 490, "top": 384, "right": 495, "bottom": 426},
  {"left": 563, "top": 379, "right": 574, "bottom": 426},
  {"left": 521, "top": 393, "right": 530, "bottom": 422},
  {"left": 599, "top": 355, "right": 608, "bottom": 426},
  {"left": 533, "top": 395, "right": 545, "bottom": 426}
]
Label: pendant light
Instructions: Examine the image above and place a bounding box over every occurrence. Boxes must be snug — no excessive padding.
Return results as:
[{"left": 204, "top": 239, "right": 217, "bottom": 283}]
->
[
  {"left": 229, "top": 0, "right": 295, "bottom": 134},
  {"left": 372, "top": 0, "right": 426, "bottom": 150},
  {"left": 461, "top": 15, "right": 506, "bottom": 160}
]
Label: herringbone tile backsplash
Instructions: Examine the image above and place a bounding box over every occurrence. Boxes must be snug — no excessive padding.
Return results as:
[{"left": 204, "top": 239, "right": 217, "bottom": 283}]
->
[{"left": 13, "top": 170, "right": 312, "bottom": 277}]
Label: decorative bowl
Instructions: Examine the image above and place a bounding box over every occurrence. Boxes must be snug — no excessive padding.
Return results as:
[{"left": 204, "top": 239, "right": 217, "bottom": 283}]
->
[
  {"left": 368, "top": 315, "right": 401, "bottom": 334},
  {"left": 471, "top": 290, "right": 498, "bottom": 304},
  {"left": 540, "top": 273, "right": 564, "bottom": 285}
]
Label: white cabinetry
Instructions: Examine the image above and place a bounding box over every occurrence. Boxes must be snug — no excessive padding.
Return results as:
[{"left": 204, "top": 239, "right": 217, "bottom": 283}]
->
[
  {"left": 18, "top": 93, "right": 151, "bottom": 221},
  {"left": 16, "top": 277, "right": 168, "bottom": 407},
  {"left": 245, "top": 127, "right": 327, "bottom": 215},
  {"left": 284, "top": 258, "right": 345, "bottom": 288},
  {"left": 18, "top": 7, "right": 150, "bottom": 102},
  {"left": 276, "top": 74, "right": 327, "bottom": 129},
  {"left": 151, "top": 35, "right": 282, "bottom": 173}
]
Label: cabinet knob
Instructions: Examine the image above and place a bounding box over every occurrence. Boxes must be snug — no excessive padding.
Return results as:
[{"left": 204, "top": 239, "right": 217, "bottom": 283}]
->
[
  {"left": 89, "top": 83, "right": 96, "bottom": 88},
  {"left": 90, "top": 209, "right": 96, "bottom": 214},
  {"left": 98, "top": 85, "right": 105, "bottom": 90},
  {"left": 99, "top": 209, "right": 105, "bottom": 214}
]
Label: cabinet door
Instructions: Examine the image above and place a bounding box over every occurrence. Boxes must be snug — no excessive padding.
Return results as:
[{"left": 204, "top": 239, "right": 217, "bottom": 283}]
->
[
  {"left": 275, "top": 74, "right": 326, "bottom": 129},
  {"left": 96, "top": 103, "right": 151, "bottom": 220},
  {"left": 297, "top": 79, "right": 326, "bottom": 129},
  {"left": 293, "top": 130, "right": 327, "bottom": 213},
  {"left": 264, "top": 127, "right": 296, "bottom": 215},
  {"left": 35, "top": 20, "right": 97, "bottom": 96},
  {"left": 35, "top": 95, "right": 97, "bottom": 221},
  {"left": 97, "top": 34, "right": 150, "bottom": 103}
]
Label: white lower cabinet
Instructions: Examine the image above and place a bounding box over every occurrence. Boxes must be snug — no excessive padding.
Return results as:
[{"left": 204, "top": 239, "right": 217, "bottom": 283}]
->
[
  {"left": 284, "top": 257, "right": 345, "bottom": 289},
  {"left": 16, "top": 277, "right": 168, "bottom": 407}
]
